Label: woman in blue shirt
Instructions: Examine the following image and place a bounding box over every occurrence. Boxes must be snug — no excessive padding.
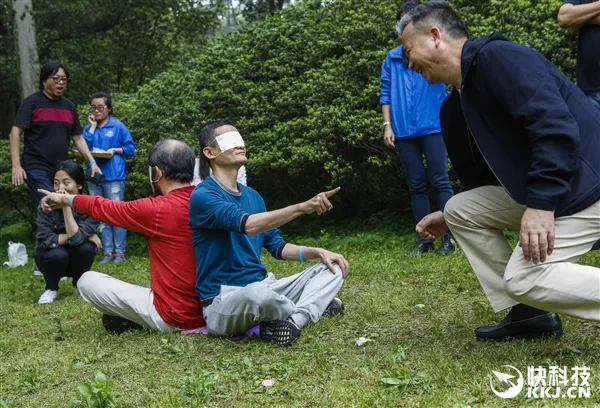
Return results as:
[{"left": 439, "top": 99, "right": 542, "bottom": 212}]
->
[{"left": 83, "top": 92, "right": 136, "bottom": 264}]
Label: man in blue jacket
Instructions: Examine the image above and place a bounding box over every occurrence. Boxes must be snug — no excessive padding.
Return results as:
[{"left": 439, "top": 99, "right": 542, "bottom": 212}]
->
[
  {"left": 399, "top": 2, "right": 600, "bottom": 341},
  {"left": 381, "top": 0, "right": 455, "bottom": 255}
]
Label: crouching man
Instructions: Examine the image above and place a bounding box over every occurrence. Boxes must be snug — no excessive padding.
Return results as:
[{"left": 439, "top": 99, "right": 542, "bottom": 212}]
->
[
  {"left": 401, "top": 2, "right": 600, "bottom": 341},
  {"left": 190, "top": 121, "right": 349, "bottom": 346},
  {"left": 39, "top": 139, "right": 204, "bottom": 333}
]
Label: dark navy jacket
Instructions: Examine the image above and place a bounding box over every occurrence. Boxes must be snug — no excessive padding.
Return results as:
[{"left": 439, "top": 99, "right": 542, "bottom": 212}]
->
[{"left": 440, "top": 32, "right": 600, "bottom": 217}]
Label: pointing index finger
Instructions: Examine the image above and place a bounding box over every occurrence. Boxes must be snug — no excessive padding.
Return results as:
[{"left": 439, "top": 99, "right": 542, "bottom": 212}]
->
[{"left": 324, "top": 187, "right": 341, "bottom": 198}]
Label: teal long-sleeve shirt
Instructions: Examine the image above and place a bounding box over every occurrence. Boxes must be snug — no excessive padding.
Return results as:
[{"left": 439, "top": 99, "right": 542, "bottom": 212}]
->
[{"left": 190, "top": 176, "right": 287, "bottom": 301}]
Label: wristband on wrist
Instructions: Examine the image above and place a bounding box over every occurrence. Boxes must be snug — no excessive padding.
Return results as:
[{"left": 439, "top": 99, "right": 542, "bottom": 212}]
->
[
  {"left": 89, "top": 159, "right": 96, "bottom": 165},
  {"left": 298, "top": 246, "right": 306, "bottom": 262},
  {"left": 383, "top": 121, "right": 391, "bottom": 127}
]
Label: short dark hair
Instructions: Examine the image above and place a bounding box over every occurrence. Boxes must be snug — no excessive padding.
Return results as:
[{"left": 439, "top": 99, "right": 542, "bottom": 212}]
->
[
  {"left": 397, "top": 1, "right": 469, "bottom": 39},
  {"left": 39, "top": 61, "right": 69, "bottom": 91},
  {"left": 90, "top": 92, "right": 113, "bottom": 114},
  {"left": 148, "top": 139, "right": 195, "bottom": 183},
  {"left": 397, "top": 0, "right": 421, "bottom": 21},
  {"left": 54, "top": 160, "right": 87, "bottom": 194},
  {"left": 198, "top": 120, "right": 235, "bottom": 180}
]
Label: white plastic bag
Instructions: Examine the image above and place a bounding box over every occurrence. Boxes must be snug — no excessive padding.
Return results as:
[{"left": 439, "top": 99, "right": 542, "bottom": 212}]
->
[{"left": 3, "top": 241, "right": 28, "bottom": 268}]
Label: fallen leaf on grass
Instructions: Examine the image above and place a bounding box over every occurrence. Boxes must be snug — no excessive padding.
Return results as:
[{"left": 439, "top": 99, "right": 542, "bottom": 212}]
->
[
  {"left": 356, "top": 337, "right": 371, "bottom": 346},
  {"left": 261, "top": 379, "right": 275, "bottom": 387}
]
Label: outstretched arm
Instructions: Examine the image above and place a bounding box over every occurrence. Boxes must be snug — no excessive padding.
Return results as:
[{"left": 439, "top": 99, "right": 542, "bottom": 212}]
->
[
  {"left": 244, "top": 187, "right": 341, "bottom": 236},
  {"left": 38, "top": 190, "right": 158, "bottom": 237},
  {"left": 558, "top": 2, "right": 600, "bottom": 28}
]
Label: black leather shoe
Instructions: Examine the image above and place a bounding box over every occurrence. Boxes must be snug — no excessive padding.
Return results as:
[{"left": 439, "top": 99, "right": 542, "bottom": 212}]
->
[
  {"left": 436, "top": 232, "right": 455, "bottom": 255},
  {"left": 475, "top": 312, "right": 563, "bottom": 341},
  {"left": 409, "top": 239, "right": 434, "bottom": 255},
  {"left": 102, "top": 314, "right": 145, "bottom": 334}
]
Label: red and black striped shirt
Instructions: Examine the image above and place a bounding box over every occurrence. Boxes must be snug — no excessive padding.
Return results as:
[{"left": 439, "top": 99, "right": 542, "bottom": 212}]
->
[{"left": 14, "top": 91, "right": 82, "bottom": 172}]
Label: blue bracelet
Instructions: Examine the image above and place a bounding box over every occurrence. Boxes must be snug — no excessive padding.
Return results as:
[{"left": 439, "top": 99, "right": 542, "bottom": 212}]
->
[
  {"left": 89, "top": 159, "right": 96, "bottom": 165},
  {"left": 298, "top": 246, "right": 306, "bottom": 262}
]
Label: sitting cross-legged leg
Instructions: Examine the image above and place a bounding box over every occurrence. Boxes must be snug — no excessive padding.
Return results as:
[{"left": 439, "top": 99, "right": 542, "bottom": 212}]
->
[
  {"left": 78, "top": 271, "right": 175, "bottom": 333},
  {"left": 203, "top": 262, "right": 344, "bottom": 346},
  {"left": 268, "top": 262, "right": 344, "bottom": 328}
]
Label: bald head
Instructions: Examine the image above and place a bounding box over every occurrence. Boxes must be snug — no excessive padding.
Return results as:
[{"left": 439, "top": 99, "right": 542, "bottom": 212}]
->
[{"left": 148, "top": 139, "right": 195, "bottom": 183}]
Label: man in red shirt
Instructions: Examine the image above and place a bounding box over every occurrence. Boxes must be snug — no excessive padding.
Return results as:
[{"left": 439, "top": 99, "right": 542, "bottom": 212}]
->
[{"left": 39, "top": 139, "right": 204, "bottom": 333}]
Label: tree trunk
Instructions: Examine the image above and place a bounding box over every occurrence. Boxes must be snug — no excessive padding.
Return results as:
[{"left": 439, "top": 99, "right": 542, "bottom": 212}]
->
[
  {"left": 227, "top": 0, "right": 237, "bottom": 28},
  {"left": 13, "top": 0, "right": 40, "bottom": 98}
]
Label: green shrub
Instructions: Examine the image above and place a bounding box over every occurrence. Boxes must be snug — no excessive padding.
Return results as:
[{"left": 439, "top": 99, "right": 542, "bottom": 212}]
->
[
  {"left": 114, "top": 0, "right": 573, "bottom": 216},
  {"left": 0, "top": 140, "right": 36, "bottom": 232}
]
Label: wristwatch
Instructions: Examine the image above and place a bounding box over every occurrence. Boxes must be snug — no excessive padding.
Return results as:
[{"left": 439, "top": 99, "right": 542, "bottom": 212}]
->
[{"left": 383, "top": 121, "right": 391, "bottom": 127}]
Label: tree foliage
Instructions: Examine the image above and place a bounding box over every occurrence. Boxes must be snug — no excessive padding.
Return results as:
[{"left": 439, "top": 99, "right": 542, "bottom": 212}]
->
[
  {"left": 31, "top": 0, "right": 223, "bottom": 105},
  {"left": 238, "top": 0, "right": 293, "bottom": 21},
  {"left": 116, "top": 0, "right": 574, "bottom": 216},
  {"left": 2, "top": 0, "right": 576, "bottom": 226},
  {"left": 0, "top": 0, "right": 19, "bottom": 139}
]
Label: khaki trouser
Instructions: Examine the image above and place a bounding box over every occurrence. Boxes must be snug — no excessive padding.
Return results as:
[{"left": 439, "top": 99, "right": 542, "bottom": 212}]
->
[
  {"left": 78, "top": 271, "right": 174, "bottom": 332},
  {"left": 444, "top": 186, "right": 600, "bottom": 321}
]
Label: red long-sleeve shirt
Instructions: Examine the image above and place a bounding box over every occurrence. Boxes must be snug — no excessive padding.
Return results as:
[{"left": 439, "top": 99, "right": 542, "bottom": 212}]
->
[{"left": 73, "top": 186, "right": 204, "bottom": 329}]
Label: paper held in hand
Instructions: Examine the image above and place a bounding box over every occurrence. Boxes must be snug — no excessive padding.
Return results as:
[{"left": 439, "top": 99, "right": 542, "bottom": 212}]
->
[{"left": 73, "top": 148, "right": 112, "bottom": 159}]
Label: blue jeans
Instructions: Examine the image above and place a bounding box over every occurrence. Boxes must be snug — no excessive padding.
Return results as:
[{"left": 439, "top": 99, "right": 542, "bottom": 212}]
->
[
  {"left": 395, "top": 133, "right": 454, "bottom": 226},
  {"left": 587, "top": 91, "right": 600, "bottom": 110},
  {"left": 25, "top": 168, "right": 54, "bottom": 204},
  {"left": 88, "top": 180, "right": 127, "bottom": 254}
]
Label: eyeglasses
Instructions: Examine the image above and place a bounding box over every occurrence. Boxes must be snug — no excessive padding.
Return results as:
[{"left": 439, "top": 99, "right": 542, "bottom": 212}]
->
[
  {"left": 90, "top": 105, "right": 107, "bottom": 112},
  {"left": 51, "top": 76, "right": 68, "bottom": 84}
]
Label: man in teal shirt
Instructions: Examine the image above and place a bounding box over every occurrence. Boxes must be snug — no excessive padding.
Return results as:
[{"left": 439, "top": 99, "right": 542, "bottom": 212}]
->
[{"left": 190, "top": 121, "right": 349, "bottom": 346}]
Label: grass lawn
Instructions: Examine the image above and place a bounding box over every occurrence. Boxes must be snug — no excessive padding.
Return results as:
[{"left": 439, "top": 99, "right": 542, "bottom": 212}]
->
[{"left": 1, "top": 222, "right": 599, "bottom": 407}]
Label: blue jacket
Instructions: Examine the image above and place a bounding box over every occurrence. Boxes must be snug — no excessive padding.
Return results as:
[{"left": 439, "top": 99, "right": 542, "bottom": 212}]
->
[
  {"left": 83, "top": 116, "right": 136, "bottom": 182},
  {"left": 440, "top": 32, "right": 600, "bottom": 217},
  {"left": 380, "top": 45, "right": 447, "bottom": 139}
]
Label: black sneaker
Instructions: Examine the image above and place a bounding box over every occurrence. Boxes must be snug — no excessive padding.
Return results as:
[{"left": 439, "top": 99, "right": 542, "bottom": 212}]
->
[
  {"left": 101, "top": 314, "right": 144, "bottom": 335},
  {"left": 259, "top": 321, "right": 276, "bottom": 342},
  {"left": 436, "top": 232, "right": 455, "bottom": 255},
  {"left": 260, "top": 319, "right": 302, "bottom": 346},
  {"left": 409, "top": 239, "right": 434, "bottom": 255},
  {"left": 323, "top": 298, "right": 345, "bottom": 317}
]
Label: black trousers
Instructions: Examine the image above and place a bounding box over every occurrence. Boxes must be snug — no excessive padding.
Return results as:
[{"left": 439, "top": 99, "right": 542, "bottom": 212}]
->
[{"left": 35, "top": 242, "right": 97, "bottom": 291}]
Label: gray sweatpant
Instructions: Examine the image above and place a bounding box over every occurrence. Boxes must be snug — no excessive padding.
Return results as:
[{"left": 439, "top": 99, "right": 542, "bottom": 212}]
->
[{"left": 203, "top": 262, "right": 344, "bottom": 336}]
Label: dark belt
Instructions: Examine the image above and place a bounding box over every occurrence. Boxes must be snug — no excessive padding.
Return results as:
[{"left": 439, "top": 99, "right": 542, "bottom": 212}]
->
[{"left": 201, "top": 297, "right": 214, "bottom": 308}]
